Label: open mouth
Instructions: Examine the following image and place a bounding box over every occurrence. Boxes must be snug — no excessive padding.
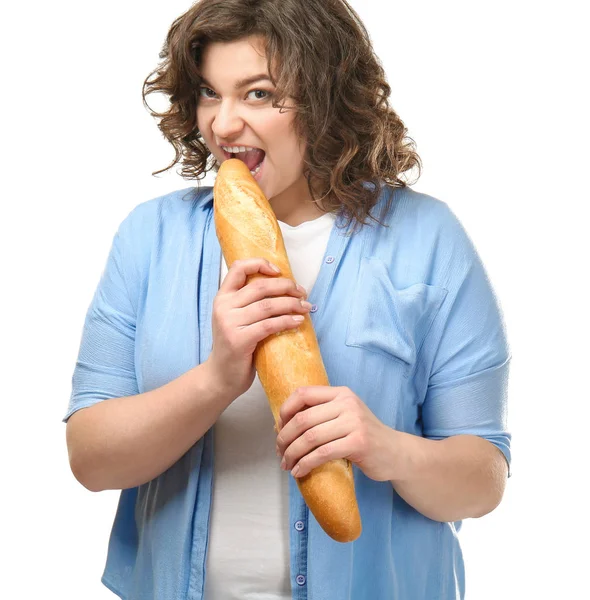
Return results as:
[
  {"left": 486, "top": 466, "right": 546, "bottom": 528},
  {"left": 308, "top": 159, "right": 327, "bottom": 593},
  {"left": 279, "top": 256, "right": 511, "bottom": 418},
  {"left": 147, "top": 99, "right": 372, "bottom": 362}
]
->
[{"left": 221, "top": 145, "right": 266, "bottom": 177}]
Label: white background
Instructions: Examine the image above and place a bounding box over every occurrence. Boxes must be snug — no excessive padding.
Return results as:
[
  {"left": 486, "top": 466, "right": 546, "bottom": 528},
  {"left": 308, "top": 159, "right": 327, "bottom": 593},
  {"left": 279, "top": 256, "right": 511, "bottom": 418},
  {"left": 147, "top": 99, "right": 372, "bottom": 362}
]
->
[{"left": 1, "top": 0, "right": 588, "bottom": 598}]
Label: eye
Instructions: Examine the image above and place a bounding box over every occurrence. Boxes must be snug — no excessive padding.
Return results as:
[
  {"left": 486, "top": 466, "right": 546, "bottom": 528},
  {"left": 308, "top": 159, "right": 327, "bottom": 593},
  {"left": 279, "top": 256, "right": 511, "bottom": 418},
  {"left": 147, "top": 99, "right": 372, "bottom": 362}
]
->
[
  {"left": 247, "top": 89, "right": 272, "bottom": 101},
  {"left": 198, "top": 87, "right": 217, "bottom": 99}
]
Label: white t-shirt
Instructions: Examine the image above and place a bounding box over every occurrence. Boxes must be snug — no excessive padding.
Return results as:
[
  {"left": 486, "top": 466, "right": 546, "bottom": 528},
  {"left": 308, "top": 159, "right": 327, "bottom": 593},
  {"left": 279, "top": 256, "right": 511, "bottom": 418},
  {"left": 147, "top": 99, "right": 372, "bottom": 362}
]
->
[{"left": 204, "top": 211, "right": 336, "bottom": 599}]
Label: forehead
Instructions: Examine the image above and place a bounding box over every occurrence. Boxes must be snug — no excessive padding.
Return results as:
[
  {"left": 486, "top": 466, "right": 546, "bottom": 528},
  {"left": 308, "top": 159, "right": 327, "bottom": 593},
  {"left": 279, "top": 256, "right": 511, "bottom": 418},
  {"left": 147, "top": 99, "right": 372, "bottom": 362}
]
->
[{"left": 200, "top": 36, "right": 270, "bottom": 85}]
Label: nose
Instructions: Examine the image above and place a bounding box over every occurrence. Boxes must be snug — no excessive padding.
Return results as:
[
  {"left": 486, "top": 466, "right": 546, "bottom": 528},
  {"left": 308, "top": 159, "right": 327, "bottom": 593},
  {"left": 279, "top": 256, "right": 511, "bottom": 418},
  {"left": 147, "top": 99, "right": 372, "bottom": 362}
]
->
[{"left": 211, "top": 100, "right": 244, "bottom": 140}]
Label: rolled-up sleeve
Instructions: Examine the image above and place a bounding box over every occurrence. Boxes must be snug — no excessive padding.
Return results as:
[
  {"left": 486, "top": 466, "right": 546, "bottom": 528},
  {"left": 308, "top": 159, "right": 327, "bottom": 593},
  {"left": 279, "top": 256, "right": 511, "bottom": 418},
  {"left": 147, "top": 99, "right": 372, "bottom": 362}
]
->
[
  {"left": 63, "top": 217, "right": 140, "bottom": 422},
  {"left": 421, "top": 204, "right": 512, "bottom": 471}
]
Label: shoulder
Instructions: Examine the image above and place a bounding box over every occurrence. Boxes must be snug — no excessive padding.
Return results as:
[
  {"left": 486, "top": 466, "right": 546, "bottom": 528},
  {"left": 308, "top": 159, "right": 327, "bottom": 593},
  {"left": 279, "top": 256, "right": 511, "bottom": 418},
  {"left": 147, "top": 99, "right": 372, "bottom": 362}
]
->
[
  {"left": 113, "top": 185, "right": 213, "bottom": 282},
  {"left": 366, "top": 185, "right": 481, "bottom": 287},
  {"left": 117, "top": 185, "right": 214, "bottom": 241},
  {"left": 375, "top": 185, "right": 463, "bottom": 235},
  {"left": 393, "top": 185, "right": 475, "bottom": 243}
]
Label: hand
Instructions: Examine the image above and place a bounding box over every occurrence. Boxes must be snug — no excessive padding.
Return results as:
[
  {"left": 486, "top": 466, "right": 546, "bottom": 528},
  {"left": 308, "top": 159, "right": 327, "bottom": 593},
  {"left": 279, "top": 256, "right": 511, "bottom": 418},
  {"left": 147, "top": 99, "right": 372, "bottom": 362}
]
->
[
  {"left": 207, "top": 258, "right": 311, "bottom": 400},
  {"left": 276, "top": 386, "right": 396, "bottom": 482}
]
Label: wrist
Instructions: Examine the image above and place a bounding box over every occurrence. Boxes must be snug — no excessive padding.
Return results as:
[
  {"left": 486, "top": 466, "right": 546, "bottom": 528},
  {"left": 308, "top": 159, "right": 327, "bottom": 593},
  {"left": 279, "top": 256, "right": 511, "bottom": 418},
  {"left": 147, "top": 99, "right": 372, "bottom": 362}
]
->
[
  {"left": 386, "top": 429, "right": 425, "bottom": 484},
  {"left": 198, "top": 359, "right": 237, "bottom": 408}
]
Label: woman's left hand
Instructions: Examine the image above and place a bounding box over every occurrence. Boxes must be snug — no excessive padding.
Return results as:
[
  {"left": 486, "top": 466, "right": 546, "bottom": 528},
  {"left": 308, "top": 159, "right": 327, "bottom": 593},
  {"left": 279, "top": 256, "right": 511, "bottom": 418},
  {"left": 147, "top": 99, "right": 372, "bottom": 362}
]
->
[{"left": 276, "top": 386, "right": 396, "bottom": 482}]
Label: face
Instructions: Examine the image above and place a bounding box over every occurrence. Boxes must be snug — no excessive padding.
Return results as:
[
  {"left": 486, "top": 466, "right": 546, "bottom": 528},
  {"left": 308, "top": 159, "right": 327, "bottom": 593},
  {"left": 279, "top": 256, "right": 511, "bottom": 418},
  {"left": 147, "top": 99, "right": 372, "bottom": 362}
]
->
[{"left": 196, "top": 36, "right": 309, "bottom": 206}]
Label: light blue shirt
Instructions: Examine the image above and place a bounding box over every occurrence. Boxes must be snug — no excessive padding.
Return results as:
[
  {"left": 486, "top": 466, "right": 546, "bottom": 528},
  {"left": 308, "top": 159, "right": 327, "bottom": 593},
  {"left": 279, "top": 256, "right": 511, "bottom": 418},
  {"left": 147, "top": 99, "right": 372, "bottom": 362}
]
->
[{"left": 65, "top": 184, "right": 511, "bottom": 600}]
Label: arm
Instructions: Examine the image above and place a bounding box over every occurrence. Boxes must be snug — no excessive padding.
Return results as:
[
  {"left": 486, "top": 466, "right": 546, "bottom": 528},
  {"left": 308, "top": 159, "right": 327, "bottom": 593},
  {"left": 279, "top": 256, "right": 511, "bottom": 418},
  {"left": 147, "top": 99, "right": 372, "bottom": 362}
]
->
[
  {"left": 66, "top": 257, "right": 310, "bottom": 492},
  {"left": 277, "top": 204, "right": 511, "bottom": 522},
  {"left": 391, "top": 202, "right": 511, "bottom": 521},
  {"left": 388, "top": 430, "right": 508, "bottom": 522},
  {"left": 66, "top": 359, "right": 232, "bottom": 492},
  {"left": 276, "top": 386, "right": 508, "bottom": 524}
]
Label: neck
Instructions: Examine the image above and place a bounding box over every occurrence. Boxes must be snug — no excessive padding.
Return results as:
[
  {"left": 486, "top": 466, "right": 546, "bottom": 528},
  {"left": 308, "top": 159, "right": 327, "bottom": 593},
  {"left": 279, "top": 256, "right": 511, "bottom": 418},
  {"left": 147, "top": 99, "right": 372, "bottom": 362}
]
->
[{"left": 269, "top": 176, "right": 326, "bottom": 227}]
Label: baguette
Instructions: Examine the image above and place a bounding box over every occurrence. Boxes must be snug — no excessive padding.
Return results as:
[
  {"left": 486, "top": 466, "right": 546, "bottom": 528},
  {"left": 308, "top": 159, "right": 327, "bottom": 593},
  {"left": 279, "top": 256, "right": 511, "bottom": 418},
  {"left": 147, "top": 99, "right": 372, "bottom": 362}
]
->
[{"left": 213, "top": 159, "right": 362, "bottom": 543}]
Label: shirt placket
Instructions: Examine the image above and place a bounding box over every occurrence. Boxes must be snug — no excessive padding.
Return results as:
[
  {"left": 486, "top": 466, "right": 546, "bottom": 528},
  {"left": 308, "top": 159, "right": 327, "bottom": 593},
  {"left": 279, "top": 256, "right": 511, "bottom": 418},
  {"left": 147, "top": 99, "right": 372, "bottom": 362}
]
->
[
  {"left": 290, "top": 476, "right": 310, "bottom": 599},
  {"left": 306, "top": 214, "right": 354, "bottom": 333},
  {"left": 289, "top": 213, "right": 354, "bottom": 599},
  {"left": 188, "top": 201, "right": 221, "bottom": 600}
]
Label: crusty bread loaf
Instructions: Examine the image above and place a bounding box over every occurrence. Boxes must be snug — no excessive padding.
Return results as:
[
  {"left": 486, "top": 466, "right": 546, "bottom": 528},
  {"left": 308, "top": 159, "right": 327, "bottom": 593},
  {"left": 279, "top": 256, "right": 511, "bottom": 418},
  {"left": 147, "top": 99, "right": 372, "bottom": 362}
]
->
[{"left": 213, "top": 159, "right": 362, "bottom": 543}]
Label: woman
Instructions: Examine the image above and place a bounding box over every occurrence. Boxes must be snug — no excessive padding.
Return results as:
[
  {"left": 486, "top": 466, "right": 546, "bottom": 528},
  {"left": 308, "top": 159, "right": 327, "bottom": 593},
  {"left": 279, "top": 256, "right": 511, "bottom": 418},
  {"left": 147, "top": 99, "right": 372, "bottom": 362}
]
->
[{"left": 64, "top": 1, "right": 511, "bottom": 599}]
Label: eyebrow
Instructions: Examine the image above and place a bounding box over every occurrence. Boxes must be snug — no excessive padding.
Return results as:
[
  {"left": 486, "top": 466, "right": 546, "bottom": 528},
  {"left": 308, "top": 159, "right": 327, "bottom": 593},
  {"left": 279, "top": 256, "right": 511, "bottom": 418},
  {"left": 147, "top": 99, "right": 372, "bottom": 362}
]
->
[{"left": 200, "top": 74, "right": 274, "bottom": 90}]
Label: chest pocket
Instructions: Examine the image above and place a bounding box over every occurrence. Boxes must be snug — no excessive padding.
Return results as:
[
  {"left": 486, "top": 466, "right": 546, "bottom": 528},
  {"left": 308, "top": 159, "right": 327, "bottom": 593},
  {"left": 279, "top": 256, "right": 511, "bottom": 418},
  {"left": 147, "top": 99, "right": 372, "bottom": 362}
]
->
[{"left": 345, "top": 257, "right": 448, "bottom": 376}]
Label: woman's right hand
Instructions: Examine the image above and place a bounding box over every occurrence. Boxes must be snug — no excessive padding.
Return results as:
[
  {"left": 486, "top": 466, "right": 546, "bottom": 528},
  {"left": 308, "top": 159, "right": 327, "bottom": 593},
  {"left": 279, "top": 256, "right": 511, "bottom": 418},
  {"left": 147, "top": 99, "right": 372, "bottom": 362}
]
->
[{"left": 206, "top": 258, "right": 311, "bottom": 401}]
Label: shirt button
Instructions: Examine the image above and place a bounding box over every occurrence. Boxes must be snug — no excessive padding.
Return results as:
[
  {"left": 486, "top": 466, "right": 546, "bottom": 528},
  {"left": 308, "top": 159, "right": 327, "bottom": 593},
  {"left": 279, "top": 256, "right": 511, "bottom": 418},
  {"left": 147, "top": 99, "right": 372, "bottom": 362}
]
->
[
  {"left": 296, "top": 575, "right": 306, "bottom": 586},
  {"left": 310, "top": 304, "right": 318, "bottom": 313},
  {"left": 325, "top": 256, "right": 335, "bottom": 264},
  {"left": 294, "top": 520, "right": 305, "bottom": 532}
]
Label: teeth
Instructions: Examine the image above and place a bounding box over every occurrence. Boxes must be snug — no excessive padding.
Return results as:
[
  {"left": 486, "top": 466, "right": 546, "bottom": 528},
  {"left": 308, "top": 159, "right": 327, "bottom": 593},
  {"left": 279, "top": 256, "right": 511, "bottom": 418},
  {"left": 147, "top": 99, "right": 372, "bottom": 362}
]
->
[
  {"left": 221, "top": 145, "right": 259, "bottom": 153},
  {"left": 219, "top": 144, "right": 264, "bottom": 175}
]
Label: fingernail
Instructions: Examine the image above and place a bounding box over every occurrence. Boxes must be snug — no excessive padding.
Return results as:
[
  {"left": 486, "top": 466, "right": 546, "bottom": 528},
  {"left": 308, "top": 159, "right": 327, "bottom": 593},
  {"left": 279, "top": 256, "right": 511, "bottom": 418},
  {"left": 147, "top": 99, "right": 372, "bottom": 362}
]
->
[
  {"left": 280, "top": 457, "right": 287, "bottom": 470},
  {"left": 276, "top": 446, "right": 281, "bottom": 457},
  {"left": 292, "top": 315, "right": 305, "bottom": 322},
  {"left": 291, "top": 465, "right": 300, "bottom": 477},
  {"left": 301, "top": 301, "right": 312, "bottom": 310},
  {"left": 296, "top": 284, "right": 307, "bottom": 294},
  {"left": 277, "top": 418, "right": 283, "bottom": 430},
  {"left": 269, "top": 262, "right": 281, "bottom": 273}
]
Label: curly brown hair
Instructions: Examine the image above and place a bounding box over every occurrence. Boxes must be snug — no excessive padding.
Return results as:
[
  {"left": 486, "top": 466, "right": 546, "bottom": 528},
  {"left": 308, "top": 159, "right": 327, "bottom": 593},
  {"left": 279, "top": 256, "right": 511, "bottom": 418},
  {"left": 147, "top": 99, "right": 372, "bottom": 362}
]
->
[{"left": 143, "top": 0, "right": 421, "bottom": 227}]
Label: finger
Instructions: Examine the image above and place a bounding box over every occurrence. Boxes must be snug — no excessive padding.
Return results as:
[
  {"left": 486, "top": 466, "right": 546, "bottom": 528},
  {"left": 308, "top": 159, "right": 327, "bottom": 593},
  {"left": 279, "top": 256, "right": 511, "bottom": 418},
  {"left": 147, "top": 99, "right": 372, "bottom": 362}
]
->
[
  {"left": 234, "top": 276, "right": 306, "bottom": 309},
  {"left": 219, "top": 258, "right": 281, "bottom": 293},
  {"left": 276, "top": 402, "right": 340, "bottom": 455},
  {"left": 240, "top": 313, "right": 306, "bottom": 345},
  {"left": 278, "top": 386, "right": 347, "bottom": 430},
  {"left": 291, "top": 437, "right": 354, "bottom": 479},
  {"left": 238, "top": 296, "right": 312, "bottom": 327},
  {"left": 281, "top": 416, "right": 350, "bottom": 472}
]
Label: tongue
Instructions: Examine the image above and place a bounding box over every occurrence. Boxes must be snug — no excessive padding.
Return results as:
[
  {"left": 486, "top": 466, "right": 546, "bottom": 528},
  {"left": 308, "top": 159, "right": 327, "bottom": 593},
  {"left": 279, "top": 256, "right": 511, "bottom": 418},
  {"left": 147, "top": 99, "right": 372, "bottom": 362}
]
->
[{"left": 235, "top": 148, "right": 265, "bottom": 171}]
